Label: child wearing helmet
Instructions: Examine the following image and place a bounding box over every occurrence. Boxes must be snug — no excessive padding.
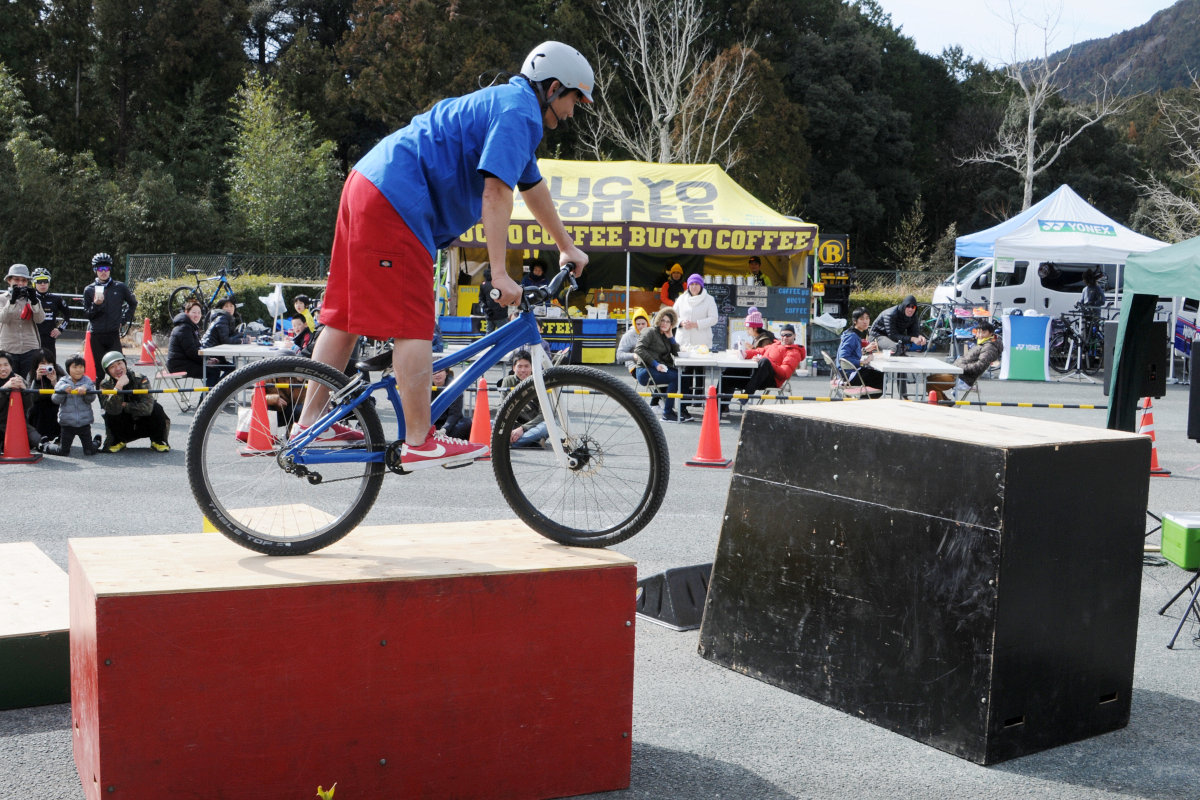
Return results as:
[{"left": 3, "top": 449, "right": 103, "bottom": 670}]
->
[{"left": 297, "top": 41, "right": 593, "bottom": 471}]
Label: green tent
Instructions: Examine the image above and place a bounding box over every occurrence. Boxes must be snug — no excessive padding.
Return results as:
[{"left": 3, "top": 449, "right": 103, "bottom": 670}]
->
[{"left": 1107, "top": 236, "right": 1200, "bottom": 431}]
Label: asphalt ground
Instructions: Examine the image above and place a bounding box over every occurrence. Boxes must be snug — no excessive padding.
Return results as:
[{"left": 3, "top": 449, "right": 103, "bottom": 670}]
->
[{"left": 3, "top": 354, "right": 1200, "bottom": 800}]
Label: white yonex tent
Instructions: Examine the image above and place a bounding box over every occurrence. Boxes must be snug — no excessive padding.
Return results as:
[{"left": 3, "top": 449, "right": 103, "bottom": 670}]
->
[{"left": 956, "top": 184, "right": 1164, "bottom": 264}]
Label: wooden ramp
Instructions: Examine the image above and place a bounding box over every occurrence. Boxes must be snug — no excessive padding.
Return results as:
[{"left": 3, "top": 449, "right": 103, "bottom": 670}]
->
[
  {"left": 71, "top": 516, "right": 636, "bottom": 800},
  {"left": 1, "top": 542, "right": 69, "bottom": 709}
]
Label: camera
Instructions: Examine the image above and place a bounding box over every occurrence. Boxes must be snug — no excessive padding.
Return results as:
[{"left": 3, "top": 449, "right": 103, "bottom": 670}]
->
[{"left": 8, "top": 284, "right": 33, "bottom": 302}]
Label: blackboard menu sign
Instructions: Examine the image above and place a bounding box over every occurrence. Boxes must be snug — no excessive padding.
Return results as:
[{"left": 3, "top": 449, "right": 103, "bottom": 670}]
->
[
  {"left": 764, "top": 287, "right": 812, "bottom": 324},
  {"left": 708, "top": 283, "right": 736, "bottom": 351}
]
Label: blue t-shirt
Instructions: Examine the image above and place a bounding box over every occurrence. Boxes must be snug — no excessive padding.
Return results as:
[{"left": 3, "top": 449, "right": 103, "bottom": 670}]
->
[{"left": 353, "top": 79, "right": 545, "bottom": 258}]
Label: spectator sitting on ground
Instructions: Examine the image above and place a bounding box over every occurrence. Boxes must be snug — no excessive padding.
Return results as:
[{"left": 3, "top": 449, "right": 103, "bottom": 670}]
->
[
  {"left": 500, "top": 350, "right": 550, "bottom": 448},
  {"left": 722, "top": 323, "right": 806, "bottom": 411},
  {"left": 432, "top": 367, "right": 472, "bottom": 440},
  {"left": 39, "top": 353, "right": 98, "bottom": 456},
  {"left": 169, "top": 298, "right": 231, "bottom": 388},
  {"left": 0, "top": 350, "right": 40, "bottom": 451},
  {"left": 635, "top": 307, "right": 691, "bottom": 423},
  {"left": 98, "top": 351, "right": 171, "bottom": 453},
  {"left": 1, "top": 263, "right": 47, "bottom": 378},
  {"left": 837, "top": 307, "right": 883, "bottom": 395},
  {"left": 25, "top": 349, "right": 64, "bottom": 444}
]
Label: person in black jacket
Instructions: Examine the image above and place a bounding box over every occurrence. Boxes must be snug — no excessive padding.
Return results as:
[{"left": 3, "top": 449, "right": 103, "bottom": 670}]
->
[
  {"left": 432, "top": 367, "right": 471, "bottom": 440},
  {"left": 869, "top": 294, "right": 926, "bottom": 353},
  {"left": 81, "top": 252, "right": 137, "bottom": 370},
  {"left": 169, "top": 299, "right": 232, "bottom": 387},
  {"left": 30, "top": 268, "right": 71, "bottom": 361},
  {"left": 198, "top": 297, "right": 244, "bottom": 374}
]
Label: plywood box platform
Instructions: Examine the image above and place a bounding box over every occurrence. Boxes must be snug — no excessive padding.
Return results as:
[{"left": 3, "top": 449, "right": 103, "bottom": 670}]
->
[
  {"left": 1, "top": 542, "right": 69, "bottom": 709},
  {"left": 71, "top": 517, "right": 637, "bottom": 800}
]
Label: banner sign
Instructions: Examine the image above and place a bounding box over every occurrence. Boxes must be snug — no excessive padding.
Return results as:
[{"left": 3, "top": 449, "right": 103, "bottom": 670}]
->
[
  {"left": 1037, "top": 220, "right": 1117, "bottom": 236},
  {"left": 1000, "top": 314, "right": 1050, "bottom": 381},
  {"left": 451, "top": 159, "right": 818, "bottom": 256}
]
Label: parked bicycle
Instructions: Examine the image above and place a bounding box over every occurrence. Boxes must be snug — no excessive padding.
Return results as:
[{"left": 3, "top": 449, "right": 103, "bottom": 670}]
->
[
  {"left": 169, "top": 266, "right": 240, "bottom": 325},
  {"left": 186, "top": 265, "right": 670, "bottom": 556},
  {"left": 1048, "top": 305, "right": 1105, "bottom": 376}
]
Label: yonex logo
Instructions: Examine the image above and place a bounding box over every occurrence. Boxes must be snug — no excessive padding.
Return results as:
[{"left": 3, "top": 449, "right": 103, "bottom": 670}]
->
[{"left": 1037, "top": 220, "right": 1117, "bottom": 236}]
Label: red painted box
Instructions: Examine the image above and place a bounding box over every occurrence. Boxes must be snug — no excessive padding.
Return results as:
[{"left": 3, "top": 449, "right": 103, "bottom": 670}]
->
[{"left": 71, "top": 519, "right": 636, "bottom": 800}]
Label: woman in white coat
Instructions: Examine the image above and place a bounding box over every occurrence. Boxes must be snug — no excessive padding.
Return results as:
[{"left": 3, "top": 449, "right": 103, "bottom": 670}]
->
[{"left": 673, "top": 274, "right": 718, "bottom": 350}]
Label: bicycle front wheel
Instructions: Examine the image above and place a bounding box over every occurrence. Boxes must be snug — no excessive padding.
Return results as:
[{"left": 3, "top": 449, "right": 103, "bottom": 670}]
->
[
  {"left": 492, "top": 366, "right": 669, "bottom": 548},
  {"left": 186, "top": 356, "right": 386, "bottom": 555},
  {"left": 1048, "top": 331, "right": 1072, "bottom": 374}
]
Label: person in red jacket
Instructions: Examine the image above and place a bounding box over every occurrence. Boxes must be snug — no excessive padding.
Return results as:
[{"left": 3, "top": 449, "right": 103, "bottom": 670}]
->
[
  {"left": 721, "top": 323, "right": 805, "bottom": 412},
  {"left": 659, "top": 263, "right": 685, "bottom": 306}
]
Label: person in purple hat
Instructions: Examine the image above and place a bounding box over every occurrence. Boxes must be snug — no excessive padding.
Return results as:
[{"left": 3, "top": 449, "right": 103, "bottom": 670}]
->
[{"left": 674, "top": 273, "right": 717, "bottom": 350}]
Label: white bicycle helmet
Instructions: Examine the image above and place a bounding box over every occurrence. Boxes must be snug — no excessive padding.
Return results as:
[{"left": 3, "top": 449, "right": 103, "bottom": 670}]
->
[{"left": 521, "top": 41, "right": 594, "bottom": 103}]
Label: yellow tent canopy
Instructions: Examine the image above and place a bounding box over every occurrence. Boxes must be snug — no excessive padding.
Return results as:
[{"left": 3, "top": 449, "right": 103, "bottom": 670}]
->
[{"left": 452, "top": 159, "right": 818, "bottom": 258}]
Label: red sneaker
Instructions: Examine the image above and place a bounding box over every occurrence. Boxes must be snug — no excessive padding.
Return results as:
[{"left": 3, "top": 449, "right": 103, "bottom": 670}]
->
[
  {"left": 401, "top": 427, "right": 488, "bottom": 470},
  {"left": 290, "top": 421, "right": 365, "bottom": 443}
]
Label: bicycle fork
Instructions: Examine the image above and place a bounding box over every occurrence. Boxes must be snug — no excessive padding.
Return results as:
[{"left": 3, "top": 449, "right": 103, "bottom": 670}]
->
[{"left": 531, "top": 349, "right": 578, "bottom": 470}]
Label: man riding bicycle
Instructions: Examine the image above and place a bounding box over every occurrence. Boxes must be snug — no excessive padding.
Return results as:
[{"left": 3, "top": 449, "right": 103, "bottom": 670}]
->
[{"left": 298, "top": 41, "right": 592, "bottom": 470}]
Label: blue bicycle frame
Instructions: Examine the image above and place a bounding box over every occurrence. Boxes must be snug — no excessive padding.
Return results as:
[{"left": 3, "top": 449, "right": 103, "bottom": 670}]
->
[{"left": 285, "top": 311, "right": 552, "bottom": 467}]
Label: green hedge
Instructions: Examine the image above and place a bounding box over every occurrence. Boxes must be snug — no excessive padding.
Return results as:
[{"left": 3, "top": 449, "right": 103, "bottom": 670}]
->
[
  {"left": 137, "top": 274, "right": 323, "bottom": 335},
  {"left": 846, "top": 285, "right": 933, "bottom": 322}
]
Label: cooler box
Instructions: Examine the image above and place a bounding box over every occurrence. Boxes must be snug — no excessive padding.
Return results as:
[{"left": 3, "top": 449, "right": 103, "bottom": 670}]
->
[{"left": 1162, "top": 512, "right": 1200, "bottom": 569}]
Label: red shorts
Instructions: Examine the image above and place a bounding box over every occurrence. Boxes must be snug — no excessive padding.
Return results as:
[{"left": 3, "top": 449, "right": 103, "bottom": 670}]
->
[{"left": 319, "top": 170, "right": 435, "bottom": 341}]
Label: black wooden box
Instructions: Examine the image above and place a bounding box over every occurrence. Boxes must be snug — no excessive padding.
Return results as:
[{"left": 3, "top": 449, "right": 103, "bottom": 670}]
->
[{"left": 698, "top": 400, "right": 1150, "bottom": 764}]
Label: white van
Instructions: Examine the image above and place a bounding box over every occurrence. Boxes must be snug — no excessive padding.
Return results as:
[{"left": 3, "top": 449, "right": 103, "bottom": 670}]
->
[{"left": 932, "top": 257, "right": 1119, "bottom": 318}]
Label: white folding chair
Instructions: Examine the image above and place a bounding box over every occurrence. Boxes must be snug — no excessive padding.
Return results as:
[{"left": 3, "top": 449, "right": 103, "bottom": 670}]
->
[{"left": 147, "top": 339, "right": 196, "bottom": 412}]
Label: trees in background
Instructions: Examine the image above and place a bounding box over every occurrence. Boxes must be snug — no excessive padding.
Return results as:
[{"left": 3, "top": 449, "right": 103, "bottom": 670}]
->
[{"left": 0, "top": 0, "right": 1195, "bottom": 288}]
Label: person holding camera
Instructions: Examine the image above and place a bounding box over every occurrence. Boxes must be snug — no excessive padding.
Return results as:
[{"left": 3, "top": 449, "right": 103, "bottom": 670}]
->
[
  {"left": 38, "top": 352, "right": 98, "bottom": 456},
  {"left": 0, "top": 264, "right": 47, "bottom": 378},
  {"left": 0, "top": 350, "right": 41, "bottom": 451},
  {"left": 30, "top": 268, "right": 72, "bottom": 361},
  {"left": 25, "top": 349, "right": 64, "bottom": 444},
  {"left": 82, "top": 252, "right": 138, "bottom": 371}
]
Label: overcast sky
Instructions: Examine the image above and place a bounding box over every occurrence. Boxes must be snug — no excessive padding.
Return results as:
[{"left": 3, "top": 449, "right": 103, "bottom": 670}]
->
[{"left": 876, "top": 0, "right": 1180, "bottom": 65}]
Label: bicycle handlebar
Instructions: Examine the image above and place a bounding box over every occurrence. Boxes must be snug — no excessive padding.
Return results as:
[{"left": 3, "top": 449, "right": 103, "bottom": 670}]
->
[{"left": 490, "top": 263, "right": 579, "bottom": 309}]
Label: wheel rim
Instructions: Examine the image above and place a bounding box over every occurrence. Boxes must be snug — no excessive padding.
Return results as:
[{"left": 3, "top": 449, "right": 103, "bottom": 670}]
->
[
  {"left": 494, "top": 370, "right": 666, "bottom": 543},
  {"left": 191, "top": 366, "right": 382, "bottom": 549}
]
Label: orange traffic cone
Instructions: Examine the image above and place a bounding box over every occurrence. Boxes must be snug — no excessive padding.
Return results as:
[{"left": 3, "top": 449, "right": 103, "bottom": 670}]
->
[
  {"left": 1138, "top": 397, "right": 1171, "bottom": 477},
  {"left": 136, "top": 319, "right": 155, "bottom": 365},
  {"left": 242, "top": 381, "right": 276, "bottom": 455},
  {"left": 469, "top": 378, "right": 492, "bottom": 458},
  {"left": 1, "top": 390, "right": 41, "bottom": 463},
  {"left": 686, "top": 385, "right": 731, "bottom": 468},
  {"left": 82, "top": 331, "right": 97, "bottom": 381}
]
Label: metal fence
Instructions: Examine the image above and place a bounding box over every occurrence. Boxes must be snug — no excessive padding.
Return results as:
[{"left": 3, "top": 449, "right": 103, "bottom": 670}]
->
[
  {"left": 127, "top": 254, "right": 329, "bottom": 287},
  {"left": 854, "top": 269, "right": 951, "bottom": 292}
]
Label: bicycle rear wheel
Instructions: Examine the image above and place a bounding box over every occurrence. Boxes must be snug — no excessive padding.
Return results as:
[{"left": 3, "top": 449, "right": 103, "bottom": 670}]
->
[
  {"left": 186, "top": 356, "right": 386, "bottom": 555},
  {"left": 491, "top": 366, "right": 669, "bottom": 548},
  {"left": 170, "top": 287, "right": 205, "bottom": 320},
  {"left": 1048, "top": 331, "right": 1072, "bottom": 374}
]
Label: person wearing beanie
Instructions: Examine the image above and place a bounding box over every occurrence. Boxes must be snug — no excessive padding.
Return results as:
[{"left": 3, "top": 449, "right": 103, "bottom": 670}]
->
[
  {"left": 674, "top": 274, "right": 717, "bottom": 350},
  {"left": 617, "top": 311, "right": 651, "bottom": 371},
  {"left": 930, "top": 319, "right": 1003, "bottom": 402},
  {"left": 743, "top": 307, "right": 775, "bottom": 349},
  {"left": 659, "top": 263, "right": 686, "bottom": 306}
]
